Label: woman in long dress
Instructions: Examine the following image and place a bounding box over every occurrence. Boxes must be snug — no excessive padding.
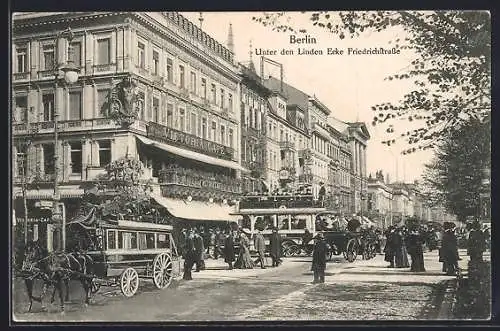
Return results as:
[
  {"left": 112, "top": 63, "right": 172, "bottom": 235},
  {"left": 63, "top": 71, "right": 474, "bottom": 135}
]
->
[
  {"left": 234, "top": 230, "right": 254, "bottom": 269},
  {"left": 394, "top": 228, "right": 410, "bottom": 268}
]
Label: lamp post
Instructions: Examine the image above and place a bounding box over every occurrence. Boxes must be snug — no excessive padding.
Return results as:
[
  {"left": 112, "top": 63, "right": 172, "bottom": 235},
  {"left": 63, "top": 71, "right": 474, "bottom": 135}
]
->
[{"left": 52, "top": 27, "right": 80, "bottom": 252}]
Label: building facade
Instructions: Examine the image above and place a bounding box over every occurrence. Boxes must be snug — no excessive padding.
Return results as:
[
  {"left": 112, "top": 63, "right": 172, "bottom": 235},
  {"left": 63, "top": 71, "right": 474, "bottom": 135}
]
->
[
  {"left": 367, "top": 171, "right": 394, "bottom": 229},
  {"left": 347, "top": 122, "right": 370, "bottom": 216},
  {"left": 12, "top": 12, "right": 243, "bottom": 251}
]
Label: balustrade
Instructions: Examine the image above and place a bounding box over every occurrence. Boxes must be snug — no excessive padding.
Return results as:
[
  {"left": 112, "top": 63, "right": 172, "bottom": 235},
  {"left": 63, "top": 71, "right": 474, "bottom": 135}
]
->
[
  {"left": 13, "top": 118, "right": 118, "bottom": 134},
  {"left": 158, "top": 169, "right": 241, "bottom": 194}
]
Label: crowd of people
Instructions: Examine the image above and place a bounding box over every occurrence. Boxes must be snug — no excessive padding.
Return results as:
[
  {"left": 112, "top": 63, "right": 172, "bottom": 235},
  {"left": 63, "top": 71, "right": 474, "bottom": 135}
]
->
[{"left": 180, "top": 225, "right": 283, "bottom": 281}]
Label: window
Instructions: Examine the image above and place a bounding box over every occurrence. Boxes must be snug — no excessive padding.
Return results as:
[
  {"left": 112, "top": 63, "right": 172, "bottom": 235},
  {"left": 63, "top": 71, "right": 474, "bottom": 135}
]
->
[
  {"left": 69, "top": 91, "right": 82, "bottom": 120},
  {"left": 118, "top": 231, "right": 137, "bottom": 249},
  {"left": 190, "top": 113, "right": 196, "bottom": 135},
  {"left": 201, "top": 78, "right": 207, "bottom": 99},
  {"left": 202, "top": 117, "right": 207, "bottom": 139},
  {"left": 157, "top": 233, "right": 170, "bottom": 249},
  {"left": 138, "top": 232, "right": 156, "bottom": 250},
  {"left": 211, "top": 83, "right": 216, "bottom": 103},
  {"left": 179, "top": 108, "right": 185, "bottom": 131},
  {"left": 15, "top": 96, "right": 28, "bottom": 123},
  {"left": 16, "top": 144, "right": 27, "bottom": 177},
  {"left": 16, "top": 47, "right": 27, "bottom": 73},
  {"left": 211, "top": 121, "right": 217, "bottom": 141},
  {"left": 220, "top": 125, "right": 226, "bottom": 145},
  {"left": 137, "top": 42, "right": 145, "bottom": 68},
  {"left": 43, "top": 144, "right": 55, "bottom": 175},
  {"left": 179, "top": 65, "right": 185, "bottom": 88},
  {"left": 220, "top": 89, "right": 225, "bottom": 108},
  {"left": 228, "top": 93, "right": 233, "bottom": 112},
  {"left": 69, "top": 41, "right": 81, "bottom": 67},
  {"left": 166, "top": 103, "right": 173, "bottom": 127},
  {"left": 70, "top": 141, "right": 82, "bottom": 174},
  {"left": 97, "top": 89, "right": 109, "bottom": 117},
  {"left": 96, "top": 38, "right": 110, "bottom": 65},
  {"left": 41, "top": 93, "right": 54, "bottom": 121},
  {"left": 228, "top": 128, "right": 234, "bottom": 149},
  {"left": 107, "top": 230, "right": 116, "bottom": 250},
  {"left": 166, "top": 58, "right": 173, "bottom": 82},
  {"left": 98, "top": 140, "right": 111, "bottom": 167},
  {"left": 153, "top": 97, "right": 160, "bottom": 122},
  {"left": 152, "top": 50, "right": 159, "bottom": 75},
  {"left": 190, "top": 71, "right": 196, "bottom": 93},
  {"left": 43, "top": 45, "right": 54, "bottom": 71}
]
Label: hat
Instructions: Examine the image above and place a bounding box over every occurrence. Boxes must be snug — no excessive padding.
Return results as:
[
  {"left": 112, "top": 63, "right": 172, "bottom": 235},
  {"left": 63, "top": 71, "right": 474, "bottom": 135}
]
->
[{"left": 316, "top": 232, "right": 324, "bottom": 239}]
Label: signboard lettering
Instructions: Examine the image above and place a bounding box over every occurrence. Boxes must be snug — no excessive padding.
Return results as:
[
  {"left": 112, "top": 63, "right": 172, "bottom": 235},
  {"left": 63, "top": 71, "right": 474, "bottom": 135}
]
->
[{"left": 146, "top": 122, "right": 233, "bottom": 160}]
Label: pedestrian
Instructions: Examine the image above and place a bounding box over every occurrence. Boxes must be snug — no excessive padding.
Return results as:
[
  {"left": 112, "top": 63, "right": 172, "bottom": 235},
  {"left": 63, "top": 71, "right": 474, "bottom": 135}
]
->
[
  {"left": 407, "top": 226, "right": 426, "bottom": 272},
  {"left": 269, "top": 227, "right": 282, "bottom": 267},
  {"left": 193, "top": 230, "right": 205, "bottom": 272},
  {"left": 253, "top": 228, "right": 266, "bottom": 269},
  {"left": 208, "top": 228, "right": 216, "bottom": 258},
  {"left": 467, "top": 220, "right": 486, "bottom": 263},
  {"left": 182, "top": 229, "right": 196, "bottom": 280},
  {"left": 214, "top": 228, "right": 224, "bottom": 259},
  {"left": 394, "top": 227, "right": 410, "bottom": 268},
  {"left": 440, "top": 222, "right": 459, "bottom": 275},
  {"left": 234, "top": 228, "right": 254, "bottom": 269},
  {"left": 311, "top": 232, "right": 328, "bottom": 283},
  {"left": 384, "top": 226, "right": 396, "bottom": 268},
  {"left": 224, "top": 230, "right": 236, "bottom": 270}
]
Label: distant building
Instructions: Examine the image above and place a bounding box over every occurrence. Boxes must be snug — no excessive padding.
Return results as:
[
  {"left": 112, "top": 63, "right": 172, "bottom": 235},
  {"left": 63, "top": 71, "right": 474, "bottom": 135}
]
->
[{"left": 367, "top": 171, "right": 393, "bottom": 229}]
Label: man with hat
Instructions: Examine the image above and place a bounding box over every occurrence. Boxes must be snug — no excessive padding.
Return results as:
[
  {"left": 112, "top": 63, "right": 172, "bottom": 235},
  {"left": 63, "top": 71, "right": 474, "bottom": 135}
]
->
[
  {"left": 253, "top": 227, "right": 266, "bottom": 269},
  {"left": 441, "top": 222, "right": 459, "bottom": 275},
  {"left": 312, "top": 232, "right": 328, "bottom": 283},
  {"left": 467, "top": 220, "right": 486, "bottom": 263},
  {"left": 182, "top": 228, "right": 196, "bottom": 280},
  {"left": 269, "top": 227, "right": 282, "bottom": 267}
]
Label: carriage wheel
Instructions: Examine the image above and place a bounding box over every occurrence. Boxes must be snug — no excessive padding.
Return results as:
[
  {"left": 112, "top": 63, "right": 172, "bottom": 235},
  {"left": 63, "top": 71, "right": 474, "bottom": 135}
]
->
[
  {"left": 153, "top": 253, "right": 173, "bottom": 289},
  {"left": 120, "top": 267, "right": 139, "bottom": 297},
  {"left": 345, "top": 239, "right": 357, "bottom": 262}
]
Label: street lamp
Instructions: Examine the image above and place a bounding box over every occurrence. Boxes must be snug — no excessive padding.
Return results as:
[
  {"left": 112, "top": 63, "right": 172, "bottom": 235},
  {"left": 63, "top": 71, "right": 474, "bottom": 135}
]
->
[{"left": 52, "top": 27, "right": 80, "bottom": 252}]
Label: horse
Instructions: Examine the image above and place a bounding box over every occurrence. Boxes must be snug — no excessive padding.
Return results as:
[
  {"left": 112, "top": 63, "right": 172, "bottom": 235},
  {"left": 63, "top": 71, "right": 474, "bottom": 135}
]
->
[{"left": 20, "top": 240, "right": 96, "bottom": 313}]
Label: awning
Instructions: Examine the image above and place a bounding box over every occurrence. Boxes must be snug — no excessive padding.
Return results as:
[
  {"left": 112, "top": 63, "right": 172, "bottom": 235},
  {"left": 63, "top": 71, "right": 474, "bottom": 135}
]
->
[
  {"left": 151, "top": 194, "right": 239, "bottom": 222},
  {"left": 136, "top": 135, "right": 248, "bottom": 172}
]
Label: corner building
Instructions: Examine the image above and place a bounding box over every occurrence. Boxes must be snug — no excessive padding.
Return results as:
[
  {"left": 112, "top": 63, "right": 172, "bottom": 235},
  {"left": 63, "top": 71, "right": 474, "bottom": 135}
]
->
[{"left": 12, "top": 12, "right": 243, "bottom": 251}]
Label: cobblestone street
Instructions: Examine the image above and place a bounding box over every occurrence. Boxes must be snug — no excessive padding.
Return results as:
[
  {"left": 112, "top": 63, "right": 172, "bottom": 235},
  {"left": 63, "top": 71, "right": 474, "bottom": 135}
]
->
[{"left": 12, "top": 250, "right": 471, "bottom": 322}]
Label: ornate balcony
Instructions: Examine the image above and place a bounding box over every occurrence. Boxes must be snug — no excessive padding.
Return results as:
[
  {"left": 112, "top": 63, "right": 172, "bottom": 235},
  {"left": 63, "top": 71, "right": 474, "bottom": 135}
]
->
[
  {"left": 93, "top": 63, "right": 115, "bottom": 73},
  {"left": 279, "top": 140, "right": 295, "bottom": 150},
  {"left": 37, "top": 70, "right": 55, "bottom": 79},
  {"left": 13, "top": 118, "right": 119, "bottom": 135},
  {"left": 158, "top": 169, "right": 242, "bottom": 199}
]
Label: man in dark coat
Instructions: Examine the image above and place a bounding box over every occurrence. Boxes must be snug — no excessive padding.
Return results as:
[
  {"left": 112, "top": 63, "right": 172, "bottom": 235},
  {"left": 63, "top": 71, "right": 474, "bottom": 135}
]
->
[
  {"left": 312, "top": 232, "right": 328, "bottom": 283},
  {"left": 253, "top": 229, "right": 266, "bottom": 269},
  {"left": 269, "top": 227, "right": 282, "bottom": 267},
  {"left": 182, "top": 229, "right": 196, "bottom": 280},
  {"left": 224, "top": 231, "right": 236, "bottom": 270},
  {"left": 384, "top": 226, "right": 396, "bottom": 267},
  {"left": 214, "top": 228, "right": 225, "bottom": 259},
  {"left": 441, "top": 222, "right": 459, "bottom": 275},
  {"left": 193, "top": 231, "right": 205, "bottom": 272},
  {"left": 467, "top": 221, "right": 486, "bottom": 262}
]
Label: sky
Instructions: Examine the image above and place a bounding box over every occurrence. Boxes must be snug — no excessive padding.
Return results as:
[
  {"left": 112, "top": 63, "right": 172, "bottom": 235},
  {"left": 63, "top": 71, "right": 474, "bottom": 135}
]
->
[{"left": 181, "top": 11, "right": 435, "bottom": 183}]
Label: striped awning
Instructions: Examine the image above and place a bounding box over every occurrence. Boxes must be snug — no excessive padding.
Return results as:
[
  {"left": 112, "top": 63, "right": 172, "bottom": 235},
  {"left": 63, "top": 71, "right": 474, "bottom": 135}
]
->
[{"left": 151, "top": 193, "right": 239, "bottom": 222}]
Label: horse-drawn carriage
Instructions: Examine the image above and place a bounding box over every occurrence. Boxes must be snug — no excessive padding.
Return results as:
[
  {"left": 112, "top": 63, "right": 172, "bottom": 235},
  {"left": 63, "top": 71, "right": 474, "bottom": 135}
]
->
[
  {"left": 18, "top": 207, "right": 181, "bottom": 312},
  {"left": 284, "top": 212, "right": 378, "bottom": 262}
]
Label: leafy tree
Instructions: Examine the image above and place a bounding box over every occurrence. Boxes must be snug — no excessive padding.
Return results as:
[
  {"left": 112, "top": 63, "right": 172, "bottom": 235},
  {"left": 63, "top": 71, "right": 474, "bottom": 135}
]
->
[
  {"left": 421, "top": 115, "right": 490, "bottom": 221},
  {"left": 82, "top": 156, "right": 156, "bottom": 221},
  {"left": 253, "top": 11, "right": 491, "bottom": 153}
]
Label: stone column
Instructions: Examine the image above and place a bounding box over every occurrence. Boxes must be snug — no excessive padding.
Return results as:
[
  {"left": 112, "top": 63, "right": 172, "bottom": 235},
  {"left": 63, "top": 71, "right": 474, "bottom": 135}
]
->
[
  {"left": 30, "top": 40, "right": 39, "bottom": 80},
  {"left": 84, "top": 31, "right": 93, "bottom": 75},
  {"left": 116, "top": 27, "right": 124, "bottom": 71}
]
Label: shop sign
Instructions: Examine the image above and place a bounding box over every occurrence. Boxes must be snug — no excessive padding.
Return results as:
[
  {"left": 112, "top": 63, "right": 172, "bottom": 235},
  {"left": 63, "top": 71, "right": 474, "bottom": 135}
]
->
[
  {"left": 15, "top": 217, "right": 52, "bottom": 224},
  {"left": 147, "top": 122, "right": 233, "bottom": 160}
]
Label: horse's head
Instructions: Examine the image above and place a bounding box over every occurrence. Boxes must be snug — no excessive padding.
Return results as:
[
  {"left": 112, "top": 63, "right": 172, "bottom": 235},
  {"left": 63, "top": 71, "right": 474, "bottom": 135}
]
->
[{"left": 21, "top": 241, "right": 45, "bottom": 272}]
